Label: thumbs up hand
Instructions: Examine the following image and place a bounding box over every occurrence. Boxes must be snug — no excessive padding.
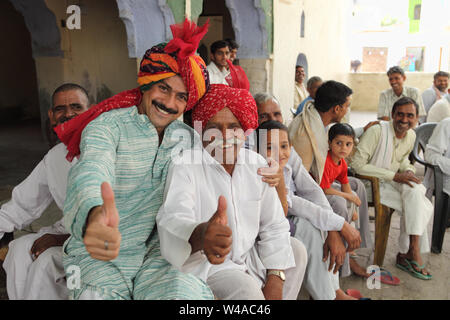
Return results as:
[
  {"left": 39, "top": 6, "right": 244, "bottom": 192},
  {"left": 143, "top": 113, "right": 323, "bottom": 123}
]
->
[
  {"left": 203, "top": 196, "right": 232, "bottom": 265},
  {"left": 83, "top": 182, "right": 122, "bottom": 261}
]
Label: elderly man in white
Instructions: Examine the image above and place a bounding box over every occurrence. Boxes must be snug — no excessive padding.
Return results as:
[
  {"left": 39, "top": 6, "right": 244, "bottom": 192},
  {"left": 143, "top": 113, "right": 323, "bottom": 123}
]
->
[
  {"left": 157, "top": 84, "right": 306, "bottom": 300},
  {"left": 1, "top": 83, "right": 89, "bottom": 299}
]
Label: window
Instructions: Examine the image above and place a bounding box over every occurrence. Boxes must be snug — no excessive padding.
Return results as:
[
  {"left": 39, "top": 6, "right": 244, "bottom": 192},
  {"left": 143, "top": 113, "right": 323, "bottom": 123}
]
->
[{"left": 300, "top": 11, "right": 305, "bottom": 38}]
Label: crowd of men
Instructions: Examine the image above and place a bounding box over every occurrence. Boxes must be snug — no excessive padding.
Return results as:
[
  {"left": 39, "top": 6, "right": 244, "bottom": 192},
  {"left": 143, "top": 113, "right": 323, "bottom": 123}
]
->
[{"left": 0, "top": 18, "right": 449, "bottom": 300}]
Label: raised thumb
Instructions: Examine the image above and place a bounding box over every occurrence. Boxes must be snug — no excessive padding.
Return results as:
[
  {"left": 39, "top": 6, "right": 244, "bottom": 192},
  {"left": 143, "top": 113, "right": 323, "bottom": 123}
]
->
[
  {"left": 101, "top": 182, "right": 119, "bottom": 228},
  {"left": 211, "top": 195, "right": 227, "bottom": 226}
]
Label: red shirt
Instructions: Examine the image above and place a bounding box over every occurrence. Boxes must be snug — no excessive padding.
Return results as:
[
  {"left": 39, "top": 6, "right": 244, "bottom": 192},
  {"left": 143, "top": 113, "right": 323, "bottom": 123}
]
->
[{"left": 320, "top": 151, "right": 349, "bottom": 190}]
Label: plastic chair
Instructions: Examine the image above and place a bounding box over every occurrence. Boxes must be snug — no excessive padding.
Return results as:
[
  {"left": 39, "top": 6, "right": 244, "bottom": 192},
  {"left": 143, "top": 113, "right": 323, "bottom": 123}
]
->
[{"left": 412, "top": 122, "right": 449, "bottom": 254}]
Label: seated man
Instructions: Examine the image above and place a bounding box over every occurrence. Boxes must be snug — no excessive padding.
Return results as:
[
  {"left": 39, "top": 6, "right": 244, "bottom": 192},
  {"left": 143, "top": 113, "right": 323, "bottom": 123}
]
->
[
  {"left": 427, "top": 94, "right": 450, "bottom": 123},
  {"left": 157, "top": 84, "right": 307, "bottom": 300},
  {"left": 58, "top": 19, "right": 214, "bottom": 300},
  {"left": 377, "top": 66, "right": 426, "bottom": 122},
  {"left": 424, "top": 117, "right": 450, "bottom": 201},
  {"left": 295, "top": 76, "right": 323, "bottom": 116},
  {"left": 288, "top": 82, "right": 373, "bottom": 278},
  {"left": 252, "top": 93, "right": 361, "bottom": 300},
  {"left": 351, "top": 97, "right": 433, "bottom": 280},
  {"left": 421, "top": 71, "right": 449, "bottom": 117},
  {"left": 1, "top": 83, "right": 90, "bottom": 299}
]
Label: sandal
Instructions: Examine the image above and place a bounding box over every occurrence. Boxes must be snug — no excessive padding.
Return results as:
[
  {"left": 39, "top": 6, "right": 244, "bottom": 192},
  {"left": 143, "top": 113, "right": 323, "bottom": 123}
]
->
[
  {"left": 406, "top": 258, "right": 432, "bottom": 280},
  {"left": 396, "top": 257, "right": 432, "bottom": 281},
  {"left": 345, "top": 289, "right": 371, "bottom": 300},
  {"left": 370, "top": 268, "right": 400, "bottom": 286}
]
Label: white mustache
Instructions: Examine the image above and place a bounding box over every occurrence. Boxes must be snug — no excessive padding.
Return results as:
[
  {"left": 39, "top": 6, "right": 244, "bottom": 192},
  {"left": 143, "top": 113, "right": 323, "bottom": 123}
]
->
[{"left": 208, "top": 137, "right": 243, "bottom": 149}]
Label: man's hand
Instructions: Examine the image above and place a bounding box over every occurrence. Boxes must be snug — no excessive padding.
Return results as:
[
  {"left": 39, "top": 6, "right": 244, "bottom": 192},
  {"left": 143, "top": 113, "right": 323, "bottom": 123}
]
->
[
  {"left": 203, "top": 196, "right": 232, "bottom": 264},
  {"left": 340, "top": 222, "right": 361, "bottom": 251},
  {"left": 83, "top": 182, "right": 121, "bottom": 261},
  {"left": 345, "top": 193, "right": 361, "bottom": 207},
  {"left": 257, "top": 158, "right": 281, "bottom": 187},
  {"left": 363, "top": 121, "right": 380, "bottom": 132},
  {"left": 393, "top": 171, "right": 421, "bottom": 187},
  {"left": 262, "top": 273, "right": 284, "bottom": 300},
  {"left": 323, "top": 231, "right": 346, "bottom": 274},
  {"left": 30, "top": 233, "right": 70, "bottom": 260}
]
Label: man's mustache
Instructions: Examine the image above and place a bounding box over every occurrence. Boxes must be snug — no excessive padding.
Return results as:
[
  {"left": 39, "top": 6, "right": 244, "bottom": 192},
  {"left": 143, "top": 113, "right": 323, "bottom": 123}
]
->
[
  {"left": 153, "top": 100, "right": 178, "bottom": 115},
  {"left": 52, "top": 116, "right": 75, "bottom": 127}
]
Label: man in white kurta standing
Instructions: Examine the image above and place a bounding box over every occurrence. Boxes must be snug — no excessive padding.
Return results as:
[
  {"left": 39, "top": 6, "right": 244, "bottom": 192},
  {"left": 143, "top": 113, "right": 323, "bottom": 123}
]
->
[
  {"left": 207, "top": 40, "right": 232, "bottom": 85},
  {"left": 351, "top": 97, "right": 433, "bottom": 280},
  {"left": 157, "top": 84, "right": 307, "bottom": 300},
  {"left": 1, "top": 83, "right": 90, "bottom": 299},
  {"left": 293, "top": 65, "right": 308, "bottom": 112}
]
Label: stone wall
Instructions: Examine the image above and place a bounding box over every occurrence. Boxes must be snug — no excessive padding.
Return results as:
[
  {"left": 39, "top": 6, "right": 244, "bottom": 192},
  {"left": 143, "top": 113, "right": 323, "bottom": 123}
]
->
[{"left": 348, "top": 72, "right": 435, "bottom": 111}]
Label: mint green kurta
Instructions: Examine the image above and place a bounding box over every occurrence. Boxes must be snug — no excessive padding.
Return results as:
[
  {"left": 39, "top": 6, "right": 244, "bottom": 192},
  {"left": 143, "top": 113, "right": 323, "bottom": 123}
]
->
[{"left": 63, "top": 106, "right": 212, "bottom": 300}]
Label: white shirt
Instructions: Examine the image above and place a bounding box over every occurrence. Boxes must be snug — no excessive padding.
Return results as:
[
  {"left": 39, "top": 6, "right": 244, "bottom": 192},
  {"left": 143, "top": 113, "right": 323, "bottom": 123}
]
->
[
  {"left": 425, "top": 117, "right": 450, "bottom": 196},
  {"left": 157, "top": 147, "right": 295, "bottom": 286},
  {"left": 0, "top": 143, "right": 73, "bottom": 239},
  {"left": 378, "top": 86, "right": 426, "bottom": 120},
  {"left": 207, "top": 62, "right": 230, "bottom": 85},
  {"left": 422, "top": 86, "right": 447, "bottom": 114},
  {"left": 285, "top": 150, "right": 345, "bottom": 231},
  {"left": 427, "top": 95, "right": 450, "bottom": 123}
]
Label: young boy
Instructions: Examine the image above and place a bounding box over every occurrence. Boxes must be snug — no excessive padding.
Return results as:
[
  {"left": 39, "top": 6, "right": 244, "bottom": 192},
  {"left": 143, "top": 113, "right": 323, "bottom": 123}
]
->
[
  {"left": 255, "top": 120, "right": 362, "bottom": 300},
  {"left": 320, "top": 123, "right": 360, "bottom": 225}
]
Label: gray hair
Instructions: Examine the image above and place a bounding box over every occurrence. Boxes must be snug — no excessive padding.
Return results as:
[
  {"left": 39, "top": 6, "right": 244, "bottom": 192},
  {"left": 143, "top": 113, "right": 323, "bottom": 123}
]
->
[
  {"left": 253, "top": 92, "right": 280, "bottom": 108},
  {"left": 306, "top": 76, "right": 323, "bottom": 89}
]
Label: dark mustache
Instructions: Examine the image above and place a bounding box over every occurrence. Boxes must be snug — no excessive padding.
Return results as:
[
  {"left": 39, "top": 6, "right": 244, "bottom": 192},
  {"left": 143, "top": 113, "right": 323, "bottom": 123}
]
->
[{"left": 153, "top": 100, "right": 178, "bottom": 115}]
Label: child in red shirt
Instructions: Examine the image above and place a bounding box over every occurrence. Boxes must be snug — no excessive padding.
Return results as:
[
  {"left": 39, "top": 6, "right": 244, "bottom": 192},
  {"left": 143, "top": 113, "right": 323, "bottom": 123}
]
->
[{"left": 320, "top": 123, "right": 360, "bottom": 222}]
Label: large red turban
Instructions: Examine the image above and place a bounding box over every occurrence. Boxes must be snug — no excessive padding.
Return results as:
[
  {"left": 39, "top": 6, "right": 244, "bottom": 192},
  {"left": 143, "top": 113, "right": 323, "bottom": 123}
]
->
[
  {"left": 55, "top": 19, "right": 210, "bottom": 161},
  {"left": 192, "top": 84, "right": 258, "bottom": 134}
]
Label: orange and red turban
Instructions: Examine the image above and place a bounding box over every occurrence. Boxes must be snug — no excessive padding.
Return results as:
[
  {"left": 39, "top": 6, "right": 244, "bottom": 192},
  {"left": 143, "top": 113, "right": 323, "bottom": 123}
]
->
[
  {"left": 55, "top": 19, "right": 210, "bottom": 161},
  {"left": 192, "top": 84, "right": 258, "bottom": 134}
]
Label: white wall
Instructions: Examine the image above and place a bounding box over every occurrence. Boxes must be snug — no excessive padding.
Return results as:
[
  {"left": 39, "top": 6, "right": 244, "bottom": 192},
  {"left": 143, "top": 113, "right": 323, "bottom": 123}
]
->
[{"left": 272, "top": 0, "right": 352, "bottom": 122}]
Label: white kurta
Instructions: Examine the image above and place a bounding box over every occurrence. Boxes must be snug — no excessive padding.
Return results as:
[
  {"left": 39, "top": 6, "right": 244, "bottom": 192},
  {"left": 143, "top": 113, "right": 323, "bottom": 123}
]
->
[
  {"left": 1, "top": 143, "right": 73, "bottom": 300},
  {"left": 0, "top": 143, "right": 71, "bottom": 237},
  {"left": 424, "top": 117, "right": 450, "bottom": 196},
  {"left": 207, "top": 62, "right": 230, "bottom": 85},
  {"left": 285, "top": 150, "right": 345, "bottom": 232},
  {"left": 157, "top": 147, "right": 295, "bottom": 288}
]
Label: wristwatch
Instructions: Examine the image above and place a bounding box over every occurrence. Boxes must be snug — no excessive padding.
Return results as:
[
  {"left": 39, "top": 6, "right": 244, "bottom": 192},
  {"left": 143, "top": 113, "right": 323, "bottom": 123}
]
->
[{"left": 267, "top": 270, "right": 285, "bottom": 281}]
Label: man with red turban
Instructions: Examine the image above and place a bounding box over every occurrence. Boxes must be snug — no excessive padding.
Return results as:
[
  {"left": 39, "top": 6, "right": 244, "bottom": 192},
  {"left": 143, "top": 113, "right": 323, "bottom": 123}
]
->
[
  {"left": 157, "top": 84, "right": 307, "bottom": 300},
  {"left": 58, "top": 19, "right": 214, "bottom": 300}
]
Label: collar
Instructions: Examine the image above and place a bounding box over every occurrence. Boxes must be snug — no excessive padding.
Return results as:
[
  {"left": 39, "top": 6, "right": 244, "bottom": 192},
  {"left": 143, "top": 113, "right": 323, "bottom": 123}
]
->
[{"left": 208, "top": 61, "right": 230, "bottom": 76}]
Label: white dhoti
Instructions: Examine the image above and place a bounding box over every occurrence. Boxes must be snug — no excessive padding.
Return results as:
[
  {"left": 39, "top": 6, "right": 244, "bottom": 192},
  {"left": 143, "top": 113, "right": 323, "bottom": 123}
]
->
[
  {"left": 3, "top": 232, "right": 68, "bottom": 300},
  {"left": 379, "top": 181, "right": 433, "bottom": 254}
]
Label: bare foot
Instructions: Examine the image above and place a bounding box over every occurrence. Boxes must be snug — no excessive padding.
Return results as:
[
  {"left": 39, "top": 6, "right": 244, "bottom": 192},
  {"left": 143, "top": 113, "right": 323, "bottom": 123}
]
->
[
  {"left": 350, "top": 258, "right": 370, "bottom": 278},
  {"left": 352, "top": 210, "right": 358, "bottom": 222},
  {"left": 335, "top": 289, "right": 357, "bottom": 300}
]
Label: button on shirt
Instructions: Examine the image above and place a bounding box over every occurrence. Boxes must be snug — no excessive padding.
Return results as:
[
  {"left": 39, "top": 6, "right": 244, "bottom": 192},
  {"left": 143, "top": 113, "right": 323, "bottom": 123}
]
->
[{"left": 157, "top": 147, "right": 295, "bottom": 286}]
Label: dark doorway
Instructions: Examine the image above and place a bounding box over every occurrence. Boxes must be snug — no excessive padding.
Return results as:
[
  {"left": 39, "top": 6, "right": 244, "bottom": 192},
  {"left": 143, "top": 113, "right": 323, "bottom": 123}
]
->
[{"left": 198, "top": 0, "right": 236, "bottom": 65}]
